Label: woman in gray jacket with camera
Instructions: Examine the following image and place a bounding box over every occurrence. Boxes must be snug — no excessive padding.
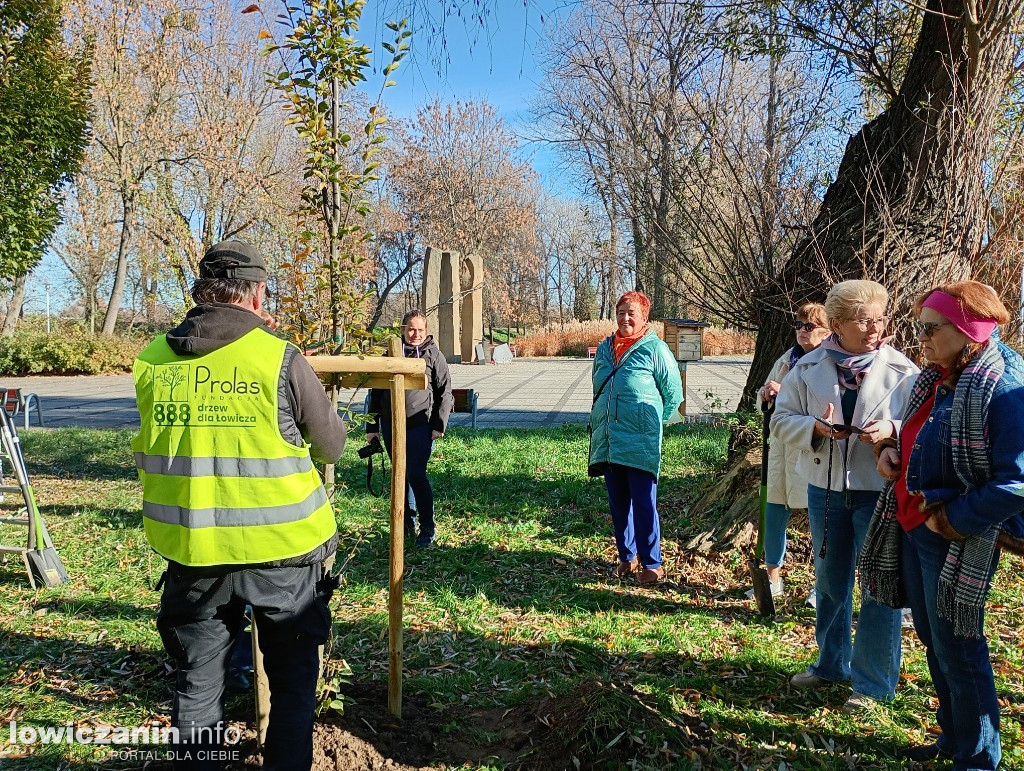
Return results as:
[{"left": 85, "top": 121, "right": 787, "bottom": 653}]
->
[
  {"left": 771, "top": 280, "right": 918, "bottom": 713},
  {"left": 367, "top": 310, "right": 453, "bottom": 547}
]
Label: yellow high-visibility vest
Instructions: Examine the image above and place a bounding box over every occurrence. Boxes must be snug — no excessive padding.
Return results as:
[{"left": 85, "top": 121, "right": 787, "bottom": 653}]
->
[{"left": 131, "top": 328, "right": 336, "bottom": 566}]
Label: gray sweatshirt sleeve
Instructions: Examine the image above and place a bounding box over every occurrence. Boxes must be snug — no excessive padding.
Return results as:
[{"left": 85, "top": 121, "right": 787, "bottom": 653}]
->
[
  {"left": 287, "top": 353, "right": 347, "bottom": 463},
  {"left": 430, "top": 351, "right": 453, "bottom": 432}
]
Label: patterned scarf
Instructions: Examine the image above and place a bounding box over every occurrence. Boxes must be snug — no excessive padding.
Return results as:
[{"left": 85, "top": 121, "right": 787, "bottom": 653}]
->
[
  {"left": 821, "top": 335, "right": 881, "bottom": 390},
  {"left": 859, "top": 340, "right": 1005, "bottom": 638},
  {"left": 786, "top": 343, "right": 806, "bottom": 370}
]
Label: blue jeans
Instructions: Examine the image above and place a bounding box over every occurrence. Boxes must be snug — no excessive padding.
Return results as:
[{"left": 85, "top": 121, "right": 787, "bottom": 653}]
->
[
  {"left": 604, "top": 463, "right": 661, "bottom": 568},
  {"left": 902, "top": 524, "right": 1001, "bottom": 770},
  {"left": 381, "top": 421, "right": 436, "bottom": 537},
  {"left": 806, "top": 484, "right": 901, "bottom": 700},
  {"left": 763, "top": 502, "right": 791, "bottom": 567}
]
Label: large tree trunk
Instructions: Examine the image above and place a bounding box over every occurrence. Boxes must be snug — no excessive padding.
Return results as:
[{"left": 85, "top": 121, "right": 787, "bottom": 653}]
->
[
  {"left": 739, "top": 0, "right": 1017, "bottom": 411},
  {"left": 684, "top": 447, "right": 761, "bottom": 554},
  {"left": 102, "top": 196, "right": 134, "bottom": 335},
  {"left": 144, "top": 275, "right": 158, "bottom": 321},
  {"left": 2, "top": 274, "right": 28, "bottom": 337}
]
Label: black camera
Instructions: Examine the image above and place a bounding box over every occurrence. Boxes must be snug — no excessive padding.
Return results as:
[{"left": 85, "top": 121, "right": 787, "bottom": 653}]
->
[{"left": 358, "top": 436, "right": 384, "bottom": 459}]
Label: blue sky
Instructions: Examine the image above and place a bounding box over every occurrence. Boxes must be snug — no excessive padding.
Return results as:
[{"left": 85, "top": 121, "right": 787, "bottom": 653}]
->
[
  {"left": 31, "top": 1, "right": 580, "bottom": 317},
  {"left": 359, "top": 0, "right": 577, "bottom": 187}
]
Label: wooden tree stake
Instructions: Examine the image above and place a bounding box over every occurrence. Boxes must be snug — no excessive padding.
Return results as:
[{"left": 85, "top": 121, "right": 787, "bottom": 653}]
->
[{"left": 387, "top": 337, "right": 406, "bottom": 718}]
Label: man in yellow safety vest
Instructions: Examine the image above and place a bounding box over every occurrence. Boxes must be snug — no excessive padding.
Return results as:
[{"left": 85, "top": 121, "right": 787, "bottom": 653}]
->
[{"left": 132, "top": 240, "right": 347, "bottom": 770}]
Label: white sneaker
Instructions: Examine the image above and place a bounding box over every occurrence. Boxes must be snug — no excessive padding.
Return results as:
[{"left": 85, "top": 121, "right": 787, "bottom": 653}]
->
[
  {"left": 901, "top": 608, "right": 914, "bottom": 628},
  {"left": 790, "top": 670, "right": 828, "bottom": 688},
  {"left": 805, "top": 588, "right": 817, "bottom": 608},
  {"left": 842, "top": 692, "right": 877, "bottom": 713},
  {"left": 744, "top": 578, "right": 784, "bottom": 599}
]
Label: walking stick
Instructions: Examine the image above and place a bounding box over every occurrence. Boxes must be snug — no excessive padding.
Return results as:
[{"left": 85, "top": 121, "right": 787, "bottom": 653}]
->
[{"left": 747, "top": 400, "right": 776, "bottom": 618}]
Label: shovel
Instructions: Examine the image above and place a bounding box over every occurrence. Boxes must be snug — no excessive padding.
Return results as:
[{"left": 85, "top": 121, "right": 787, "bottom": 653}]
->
[
  {"left": 747, "top": 400, "right": 776, "bottom": 618},
  {"left": 0, "top": 408, "right": 69, "bottom": 587},
  {"left": 25, "top": 485, "right": 70, "bottom": 587}
]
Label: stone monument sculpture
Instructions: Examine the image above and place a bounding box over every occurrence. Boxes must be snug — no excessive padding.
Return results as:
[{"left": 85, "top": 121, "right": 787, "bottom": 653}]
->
[{"left": 420, "top": 247, "right": 483, "bottom": 363}]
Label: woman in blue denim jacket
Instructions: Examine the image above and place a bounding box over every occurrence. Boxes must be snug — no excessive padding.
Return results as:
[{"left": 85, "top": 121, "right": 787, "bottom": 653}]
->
[{"left": 861, "top": 281, "right": 1024, "bottom": 770}]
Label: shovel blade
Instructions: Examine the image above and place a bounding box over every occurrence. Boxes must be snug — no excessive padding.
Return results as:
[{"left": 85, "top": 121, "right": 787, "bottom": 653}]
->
[
  {"left": 27, "top": 547, "right": 70, "bottom": 587},
  {"left": 747, "top": 557, "right": 776, "bottom": 618}
]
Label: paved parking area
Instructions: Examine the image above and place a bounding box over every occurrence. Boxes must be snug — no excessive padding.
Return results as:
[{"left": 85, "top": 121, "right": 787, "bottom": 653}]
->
[{"left": 1, "top": 355, "right": 753, "bottom": 430}]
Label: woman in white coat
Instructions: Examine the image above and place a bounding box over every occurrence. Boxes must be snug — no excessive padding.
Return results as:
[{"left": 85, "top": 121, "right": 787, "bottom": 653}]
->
[
  {"left": 750, "top": 303, "right": 829, "bottom": 599},
  {"left": 771, "top": 280, "right": 918, "bottom": 713}
]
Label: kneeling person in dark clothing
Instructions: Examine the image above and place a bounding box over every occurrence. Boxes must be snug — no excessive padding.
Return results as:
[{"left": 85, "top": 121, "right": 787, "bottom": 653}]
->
[
  {"left": 132, "top": 240, "right": 347, "bottom": 770},
  {"left": 367, "top": 309, "right": 453, "bottom": 548}
]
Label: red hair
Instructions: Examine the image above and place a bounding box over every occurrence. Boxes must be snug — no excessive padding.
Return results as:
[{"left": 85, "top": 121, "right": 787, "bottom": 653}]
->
[{"left": 615, "top": 291, "right": 651, "bottom": 320}]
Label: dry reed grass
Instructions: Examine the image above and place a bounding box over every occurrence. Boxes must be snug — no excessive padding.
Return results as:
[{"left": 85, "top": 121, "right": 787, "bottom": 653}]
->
[
  {"left": 512, "top": 321, "right": 755, "bottom": 357},
  {"left": 702, "top": 327, "right": 756, "bottom": 356}
]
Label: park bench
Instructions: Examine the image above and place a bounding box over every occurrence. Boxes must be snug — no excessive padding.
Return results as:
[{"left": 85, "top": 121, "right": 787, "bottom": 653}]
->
[
  {"left": 362, "top": 387, "right": 478, "bottom": 429},
  {"left": 1, "top": 388, "right": 43, "bottom": 430},
  {"left": 586, "top": 346, "right": 597, "bottom": 358},
  {"left": 451, "top": 388, "right": 478, "bottom": 428}
]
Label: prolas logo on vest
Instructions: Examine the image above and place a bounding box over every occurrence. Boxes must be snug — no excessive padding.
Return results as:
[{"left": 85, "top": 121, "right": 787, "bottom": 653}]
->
[{"left": 153, "top": 363, "right": 263, "bottom": 427}]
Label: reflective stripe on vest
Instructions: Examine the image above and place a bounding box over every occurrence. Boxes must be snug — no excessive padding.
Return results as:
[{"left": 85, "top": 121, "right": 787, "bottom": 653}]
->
[
  {"left": 142, "top": 486, "right": 328, "bottom": 528},
  {"left": 131, "top": 327, "right": 336, "bottom": 566},
  {"left": 133, "top": 453, "right": 314, "bottom": 478}
]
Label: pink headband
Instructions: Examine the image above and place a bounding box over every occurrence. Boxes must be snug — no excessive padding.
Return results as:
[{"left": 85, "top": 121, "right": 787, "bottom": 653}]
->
[{"left": 921, "top": 290, "right": 998, "bottom": 343}]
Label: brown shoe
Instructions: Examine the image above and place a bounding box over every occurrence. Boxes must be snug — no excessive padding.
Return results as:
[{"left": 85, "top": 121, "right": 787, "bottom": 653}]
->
[
  {"left": 639, "top": 567, "right": 665, "bottom": 585},
  {"left": 613, "top": 559, "right": 639, "bottom": 577}
]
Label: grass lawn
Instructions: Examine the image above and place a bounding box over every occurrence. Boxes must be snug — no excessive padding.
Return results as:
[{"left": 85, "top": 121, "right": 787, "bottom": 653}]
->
[{"left": 0, "top": 425, "right": 1021, "bottom": 769}]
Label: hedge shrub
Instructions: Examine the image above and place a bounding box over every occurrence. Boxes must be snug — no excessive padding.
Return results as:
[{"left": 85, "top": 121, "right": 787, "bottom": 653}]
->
[{"left": 0, "top": 324, "right": 147, "bottom": 375}]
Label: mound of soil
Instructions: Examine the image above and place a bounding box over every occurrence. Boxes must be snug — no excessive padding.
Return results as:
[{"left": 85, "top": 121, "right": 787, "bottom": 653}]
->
[
  {"left": 217, "top": 682, "right": 440, "bottom": 770},
  {"left": 310, "top": 682, "right": 441, "bottom": 770},
  {"left": 147, "top": 678, "right": 726, "bottom": 770}
]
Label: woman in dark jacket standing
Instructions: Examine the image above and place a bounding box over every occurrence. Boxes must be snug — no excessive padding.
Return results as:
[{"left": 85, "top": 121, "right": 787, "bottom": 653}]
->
[
  {"left": 367, "top": 310, "right": 453, "bottom": 547},
  {"left": 861, "top": 281, "right": 1024, "bottom": 769}
]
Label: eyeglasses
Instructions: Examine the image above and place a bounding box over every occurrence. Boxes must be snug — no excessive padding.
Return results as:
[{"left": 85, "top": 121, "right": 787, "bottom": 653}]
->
[
  {"left": 912, "top": 320, "right": 952, "bottom": 338},
  {"left": 792, "top": 321, "right": 821, "bottom": 332},
  {"left": 848, "top": 316, "right": 889, "bottom": 331}
]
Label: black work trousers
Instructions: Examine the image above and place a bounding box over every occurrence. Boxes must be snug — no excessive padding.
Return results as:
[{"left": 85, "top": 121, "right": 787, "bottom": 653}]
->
[{"left": 157, "top": 561, "right": 332, "bottom": 771}]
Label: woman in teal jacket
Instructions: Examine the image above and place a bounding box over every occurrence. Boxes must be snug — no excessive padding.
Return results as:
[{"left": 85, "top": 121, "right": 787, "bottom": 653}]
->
[{"left": 589, "top": 291, "right": 683, "bottom": 584}]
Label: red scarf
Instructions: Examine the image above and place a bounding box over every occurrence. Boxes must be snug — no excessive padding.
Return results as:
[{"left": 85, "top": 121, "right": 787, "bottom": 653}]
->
[{"left": 613, "top": 325, "right": 649, "bottom": 363}]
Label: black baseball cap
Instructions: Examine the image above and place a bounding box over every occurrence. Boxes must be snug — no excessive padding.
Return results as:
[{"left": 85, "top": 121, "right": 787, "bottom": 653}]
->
[{"left": 198, "top": 240, "right": 267, "bottom": 281}]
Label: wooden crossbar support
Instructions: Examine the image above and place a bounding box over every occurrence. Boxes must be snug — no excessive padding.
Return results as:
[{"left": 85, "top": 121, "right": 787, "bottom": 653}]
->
[{"left": 304, "top": 354, "right": 427, "bottom": 385}]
